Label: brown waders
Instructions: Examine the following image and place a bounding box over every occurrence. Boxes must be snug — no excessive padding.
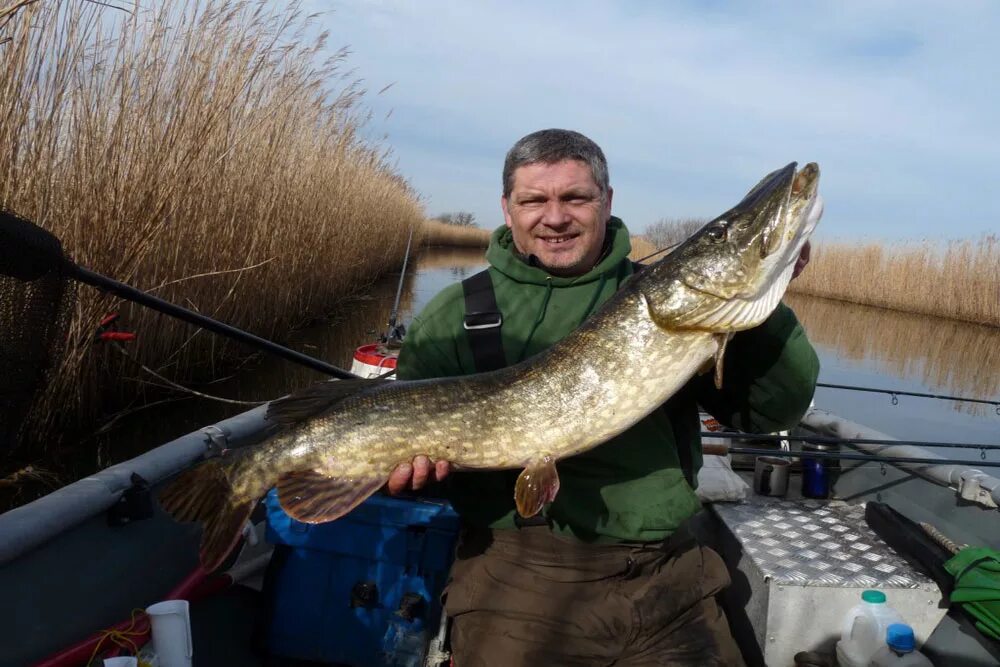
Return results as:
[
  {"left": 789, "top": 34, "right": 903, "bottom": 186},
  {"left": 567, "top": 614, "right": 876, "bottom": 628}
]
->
[{"left": 443, "top": 523, "right": 745, "bottom": 667}]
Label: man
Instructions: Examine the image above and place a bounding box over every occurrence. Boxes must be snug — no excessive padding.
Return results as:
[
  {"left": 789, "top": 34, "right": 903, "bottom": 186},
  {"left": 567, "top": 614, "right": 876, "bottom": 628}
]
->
[{"left": 389, "top": 129, "right": 820, "bottom": 666}]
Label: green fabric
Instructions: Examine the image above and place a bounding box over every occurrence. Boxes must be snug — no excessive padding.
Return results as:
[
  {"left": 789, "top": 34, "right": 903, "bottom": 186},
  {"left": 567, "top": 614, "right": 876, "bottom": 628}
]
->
[
  {"left": 398, "top": 218, "right": 820, "bottom": 543},
  {"left": 945, "top": 547, "right": 1000, "bottom": 640}
]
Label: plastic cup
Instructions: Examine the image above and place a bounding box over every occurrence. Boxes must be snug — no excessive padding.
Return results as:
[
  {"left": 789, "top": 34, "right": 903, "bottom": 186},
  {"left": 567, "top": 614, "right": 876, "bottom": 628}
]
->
[
  {"left": 103, "top": 658, "right": 138, "bottom": 667},
  {"left": 145, "top": 599, "right": 193, "bottom": 667}
]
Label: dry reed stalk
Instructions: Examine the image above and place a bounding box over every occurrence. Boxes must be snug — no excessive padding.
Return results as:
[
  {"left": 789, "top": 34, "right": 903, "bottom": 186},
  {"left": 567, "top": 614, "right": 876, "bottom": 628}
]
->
[
  {"left": 790, "top": 236, "right": 1000, "bottom": 328},
  {"left": 419, "top": 219, "right": 491, "bottom": 247},
  {"left": 0, "top": 0, "right": 425, "bottom": 457}
]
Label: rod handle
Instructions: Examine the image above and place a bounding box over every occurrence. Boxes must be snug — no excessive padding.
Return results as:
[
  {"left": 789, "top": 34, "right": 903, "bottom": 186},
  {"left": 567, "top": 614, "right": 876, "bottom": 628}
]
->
[
  {"left": 0, "top": 210, "right": 67, "bottom": 281},
  {"left": 702, "top": 442, "right": 731, "bottom": 457}
]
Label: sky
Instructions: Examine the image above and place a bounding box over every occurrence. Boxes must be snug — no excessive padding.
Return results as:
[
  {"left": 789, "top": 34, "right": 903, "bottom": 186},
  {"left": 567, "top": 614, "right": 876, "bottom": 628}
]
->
[{"left": 307, "top": 1, "right": 999, "bottom": 242}]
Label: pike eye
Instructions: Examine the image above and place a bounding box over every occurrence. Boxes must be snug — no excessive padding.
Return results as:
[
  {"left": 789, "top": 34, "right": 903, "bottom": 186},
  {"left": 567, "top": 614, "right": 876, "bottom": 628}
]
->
[{"left": 706, "top": 224, "right": 727, "bottom": 242}]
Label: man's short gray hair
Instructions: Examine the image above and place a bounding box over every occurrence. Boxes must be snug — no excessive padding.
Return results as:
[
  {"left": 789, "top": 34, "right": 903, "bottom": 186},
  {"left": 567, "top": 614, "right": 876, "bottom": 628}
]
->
[{"left": 502, "top": 129, "right": 609, "bottom": 199}]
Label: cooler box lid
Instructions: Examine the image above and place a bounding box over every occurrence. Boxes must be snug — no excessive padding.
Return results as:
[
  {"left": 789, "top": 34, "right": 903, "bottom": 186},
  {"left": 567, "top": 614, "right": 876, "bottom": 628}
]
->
[{"left": 265, "top": 489, "right": 461, "bottom": 568}]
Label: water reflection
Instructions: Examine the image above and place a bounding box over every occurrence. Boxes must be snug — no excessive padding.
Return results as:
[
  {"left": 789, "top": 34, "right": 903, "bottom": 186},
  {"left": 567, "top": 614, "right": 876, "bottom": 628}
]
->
[
  {"left": 248, "top": 245, "right": 487, "bottom": 392},
  {"left": 414, "top": 246, "right": 490, "bottom": 273},
  {"left": 786, "top": 293, "right": 1000, "bottom": 408},
  {"left": 101, "top": 247, "right": 487, "bottom": 465},
  {"left": 787, "top": 292, "right": 1000, "bottom": 451}
]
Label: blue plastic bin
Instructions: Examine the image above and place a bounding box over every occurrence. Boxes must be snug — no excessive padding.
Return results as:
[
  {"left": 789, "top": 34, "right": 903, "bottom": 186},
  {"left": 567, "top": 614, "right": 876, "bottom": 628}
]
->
[{"left": 263, "top": 489, "right": 460, "bottom": 666}]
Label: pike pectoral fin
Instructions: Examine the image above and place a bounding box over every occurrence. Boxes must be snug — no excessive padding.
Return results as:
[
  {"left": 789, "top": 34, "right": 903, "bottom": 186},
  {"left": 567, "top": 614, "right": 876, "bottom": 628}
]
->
[
  {"left": 713, "top": 333, "right": 729, "bottom": 390},
  {"left": 514, "top": 455, "right": 560, "bottom": 517},
  {"left": 276, "top": 469, "right": 385, "bottom": 523},
  {"left": 159, "top": 458, "right": 255, "bottom": 573}
]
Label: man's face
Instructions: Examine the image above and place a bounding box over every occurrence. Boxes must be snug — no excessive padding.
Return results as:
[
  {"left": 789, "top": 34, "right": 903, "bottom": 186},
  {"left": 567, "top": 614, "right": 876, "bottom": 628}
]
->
[{"left": 502, "top": 159, "right": 613, "bottom": 277}]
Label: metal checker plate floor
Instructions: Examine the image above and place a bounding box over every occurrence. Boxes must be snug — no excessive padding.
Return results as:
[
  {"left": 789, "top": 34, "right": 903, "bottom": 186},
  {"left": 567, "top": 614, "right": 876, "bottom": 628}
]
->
[{"left": 713, "top": 499, "right": 934, "bottom": 588}]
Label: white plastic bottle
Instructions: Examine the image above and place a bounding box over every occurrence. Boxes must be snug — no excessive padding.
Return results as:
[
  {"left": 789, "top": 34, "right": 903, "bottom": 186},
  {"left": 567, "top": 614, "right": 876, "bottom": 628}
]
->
[
  {"left": 836, "top": 590, "right": 906, "bottom": 666},
  {"left": 869, "top": 623, "right": 933, "bottom": 666}
]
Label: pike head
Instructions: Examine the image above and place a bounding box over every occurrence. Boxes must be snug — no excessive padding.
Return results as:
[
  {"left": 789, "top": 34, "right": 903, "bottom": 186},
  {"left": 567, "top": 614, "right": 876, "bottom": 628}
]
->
[{"left": 643, "top": 162, "right": 821, "bottom": 333}]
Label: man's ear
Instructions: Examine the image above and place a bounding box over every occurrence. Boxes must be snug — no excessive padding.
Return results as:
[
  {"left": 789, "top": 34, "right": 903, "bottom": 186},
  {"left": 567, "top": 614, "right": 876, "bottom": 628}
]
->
[
  {"left": 604, "top": 187, "right": 614, "bottom": 220},
  {"left": 501, "top": 195, "right": 513, "bottom": 228}
]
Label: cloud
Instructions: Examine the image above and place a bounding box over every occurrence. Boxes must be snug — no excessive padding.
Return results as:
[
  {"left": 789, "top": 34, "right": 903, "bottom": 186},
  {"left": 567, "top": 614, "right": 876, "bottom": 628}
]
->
[{"left": 310, "top": 0, "right": 1000, "bottom": 240}]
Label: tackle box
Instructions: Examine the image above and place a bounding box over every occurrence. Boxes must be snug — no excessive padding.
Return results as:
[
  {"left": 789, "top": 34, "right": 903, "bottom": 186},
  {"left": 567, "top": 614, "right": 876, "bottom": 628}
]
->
[
  {"left": 263, "top": 489, "right": 461, "bottom": 666},
  {"left": 710, "top": 498, "right": 945, "bottom": 667}
]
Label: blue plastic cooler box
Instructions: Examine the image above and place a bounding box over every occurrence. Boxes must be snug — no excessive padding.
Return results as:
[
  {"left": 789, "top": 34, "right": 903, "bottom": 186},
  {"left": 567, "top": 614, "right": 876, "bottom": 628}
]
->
[{"left": 264, "top": 489, "right": 461, "bottom": 666}]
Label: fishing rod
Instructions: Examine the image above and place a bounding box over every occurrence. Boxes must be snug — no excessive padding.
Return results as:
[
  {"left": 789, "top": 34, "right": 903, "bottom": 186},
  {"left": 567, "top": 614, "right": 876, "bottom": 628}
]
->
[
  {"left": 699, "top": 431, "right": 1000, "bottom": 452},
  {"left": 816, "top": 382, "right": 1000, "bottom": 410},
  {"left": 0, "top": 210, "right": 359, "bottom": 379},
  {"left": 382, "top": 225, "right": 414, "bottom": 346},
  {"left": 635, "top": 241, "right": 681, "bottom": 264},
  {"left": 700, "top": 443, "right": 1000, "bottom": 469}
]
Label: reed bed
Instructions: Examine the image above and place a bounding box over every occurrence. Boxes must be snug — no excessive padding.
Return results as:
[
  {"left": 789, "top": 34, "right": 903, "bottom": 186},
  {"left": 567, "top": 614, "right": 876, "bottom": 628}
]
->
[
  {"left": 419, "top": 219, "right": 491, "bottom": 248},
  {"left": 645, "top": 217, "right": 708, "bottom": 250},
  {"left": 0, "top": 0, "right": 425, "bottom": 459},
  {"left": 791, "top": 236, "right": 1000, "bottom": 328},
  {"left": 642, "top": 220, "right": 1000, "bottom": 328}
]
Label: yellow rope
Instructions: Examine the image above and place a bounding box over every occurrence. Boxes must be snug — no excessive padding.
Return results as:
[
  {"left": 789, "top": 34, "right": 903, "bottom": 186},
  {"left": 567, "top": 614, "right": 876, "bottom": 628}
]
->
[{"left": 86, "top": 608, "right": 148, "bottom": 666}]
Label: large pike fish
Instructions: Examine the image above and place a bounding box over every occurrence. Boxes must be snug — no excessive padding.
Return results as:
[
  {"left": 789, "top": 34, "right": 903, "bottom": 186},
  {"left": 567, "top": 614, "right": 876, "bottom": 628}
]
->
[{"left": 160, "top": 162, "right": 822, "bottom": 570}]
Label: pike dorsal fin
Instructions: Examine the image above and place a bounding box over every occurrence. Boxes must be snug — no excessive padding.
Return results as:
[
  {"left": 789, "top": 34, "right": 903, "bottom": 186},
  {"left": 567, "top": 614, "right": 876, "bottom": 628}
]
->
[
  {"left": 276, "top": 469, "right": 386, "bottom": 523},
  {"left": 267, "top": 378, "right": 390, "bottom": 426}
]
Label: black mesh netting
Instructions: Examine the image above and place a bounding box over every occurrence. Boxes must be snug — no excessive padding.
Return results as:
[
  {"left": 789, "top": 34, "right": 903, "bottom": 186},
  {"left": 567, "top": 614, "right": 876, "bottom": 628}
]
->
[{"left": 0, "top": 270, "right": 75, "bottom": 451}]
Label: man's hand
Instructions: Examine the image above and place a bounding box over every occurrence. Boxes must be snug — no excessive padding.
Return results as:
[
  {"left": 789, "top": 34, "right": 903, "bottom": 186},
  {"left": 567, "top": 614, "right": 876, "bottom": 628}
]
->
[
  {"left": 387, "top": 456, "right": 451, "bottom": 495},
  {"left": 791, "top": 241, "right": 811, "bottom": 280}
]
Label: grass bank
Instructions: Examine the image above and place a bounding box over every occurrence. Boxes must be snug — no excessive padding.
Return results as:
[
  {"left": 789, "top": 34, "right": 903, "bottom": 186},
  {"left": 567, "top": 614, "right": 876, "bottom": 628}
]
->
[
  {"left": 791, "top": 236, "right": 1000, "bottom": 328},
  {"left": 0, "top": 1, "right": 425, "bottom": 459}
]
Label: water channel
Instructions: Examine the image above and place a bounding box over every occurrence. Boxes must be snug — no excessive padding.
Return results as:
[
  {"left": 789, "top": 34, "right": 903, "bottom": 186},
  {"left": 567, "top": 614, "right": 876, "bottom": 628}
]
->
[{"left": 99, "top": 246, "right": 999, "bottom": 476}]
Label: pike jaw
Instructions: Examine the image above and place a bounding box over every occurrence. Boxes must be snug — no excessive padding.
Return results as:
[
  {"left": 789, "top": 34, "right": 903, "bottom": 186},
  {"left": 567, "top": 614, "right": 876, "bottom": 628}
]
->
[{"left": 643, "top": 162, "right": 822, "bottom": 332}]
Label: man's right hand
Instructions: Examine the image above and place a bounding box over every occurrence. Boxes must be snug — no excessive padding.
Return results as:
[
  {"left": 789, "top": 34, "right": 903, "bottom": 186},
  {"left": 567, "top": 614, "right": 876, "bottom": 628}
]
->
[{"left": 386, "top": 455, "right": 451, "bottom": 495}]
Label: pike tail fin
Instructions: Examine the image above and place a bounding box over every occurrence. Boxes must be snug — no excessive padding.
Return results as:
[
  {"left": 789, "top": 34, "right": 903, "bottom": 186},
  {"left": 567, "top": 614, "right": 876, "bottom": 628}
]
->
[{"left": 159, "top": 458, "right": 255, "bottom": 572}]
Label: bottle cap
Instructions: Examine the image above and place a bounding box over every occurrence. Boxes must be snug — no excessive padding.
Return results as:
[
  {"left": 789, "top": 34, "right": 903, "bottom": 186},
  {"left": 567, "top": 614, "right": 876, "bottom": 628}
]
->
[
  {"left": 862, "top": 590, "right": 886, "bottom": 604},
  {"left": 886, "top": 623, "right": 915, "bottom": 652}
]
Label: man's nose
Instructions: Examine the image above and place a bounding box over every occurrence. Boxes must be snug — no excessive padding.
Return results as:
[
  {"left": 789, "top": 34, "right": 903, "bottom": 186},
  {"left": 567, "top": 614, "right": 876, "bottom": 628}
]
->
[{"left": 540, "top": 199, "right": 572, "bottom": 224}]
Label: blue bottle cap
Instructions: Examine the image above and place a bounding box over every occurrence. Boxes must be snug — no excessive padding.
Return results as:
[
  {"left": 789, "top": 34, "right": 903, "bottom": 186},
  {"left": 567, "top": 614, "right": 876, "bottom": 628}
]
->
[{"left": 886, "top": 623, "right": 916, "bottom": 652}]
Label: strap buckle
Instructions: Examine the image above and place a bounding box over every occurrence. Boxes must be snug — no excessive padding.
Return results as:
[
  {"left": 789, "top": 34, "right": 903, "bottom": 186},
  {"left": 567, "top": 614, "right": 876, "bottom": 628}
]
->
[{"left": 463, "top": 311, "right": 503, "bottom": 330}]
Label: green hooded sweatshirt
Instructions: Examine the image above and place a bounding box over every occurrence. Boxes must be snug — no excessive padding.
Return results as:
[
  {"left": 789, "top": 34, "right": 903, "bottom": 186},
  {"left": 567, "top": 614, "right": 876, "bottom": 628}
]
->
[{"left": 397, "top": 217, "right": 819, "bottom": 543}]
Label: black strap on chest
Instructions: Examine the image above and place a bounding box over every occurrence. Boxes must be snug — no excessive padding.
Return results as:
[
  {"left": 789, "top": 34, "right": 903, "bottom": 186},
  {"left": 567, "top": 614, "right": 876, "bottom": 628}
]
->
[{"left": 461, "top": 269, "right": 506, "bottom": 373}]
